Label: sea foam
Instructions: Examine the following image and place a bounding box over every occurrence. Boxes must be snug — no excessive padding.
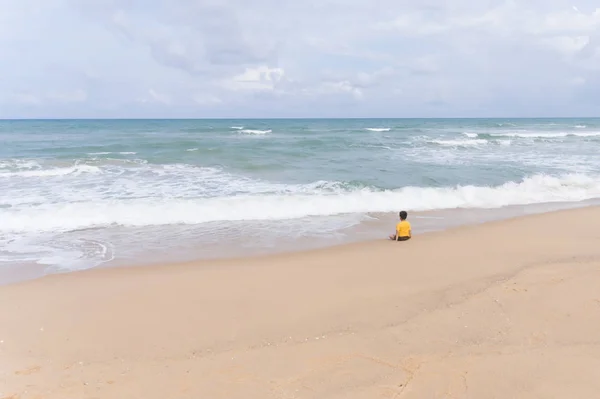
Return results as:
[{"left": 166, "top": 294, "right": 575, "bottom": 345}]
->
[
  {"left": 464, "top": 131, "right": 600, "bottom": 139},
  {"left": 428, "top": 139, "right": 489, "bottom": 147},
  {"left": 0, "top": 164, "right": 102, "bottom": 178},
  {"left": 3, "top": 173, "right": 599, "bottom": 234},
  {"left": 365, "top": 128, "right": 391, "bottom": 132},
  {"left": 240, "top": 129, "right": 272, "bottom": 135}
]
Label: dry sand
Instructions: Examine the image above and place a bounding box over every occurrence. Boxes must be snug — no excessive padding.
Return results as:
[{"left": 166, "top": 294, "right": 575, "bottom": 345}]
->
[{"left": 1, "top": 207, "right": 600, "bottom": 399}]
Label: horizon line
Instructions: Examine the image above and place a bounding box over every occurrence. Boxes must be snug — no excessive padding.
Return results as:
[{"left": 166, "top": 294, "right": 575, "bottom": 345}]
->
[{"left": 1, "top": 116, "right": 599, "bottom": 121}]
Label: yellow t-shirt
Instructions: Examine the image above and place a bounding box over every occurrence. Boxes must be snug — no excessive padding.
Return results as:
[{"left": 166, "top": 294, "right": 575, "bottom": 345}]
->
[{"left": 396, "top": 220, "right": 411, "bottom": 238}]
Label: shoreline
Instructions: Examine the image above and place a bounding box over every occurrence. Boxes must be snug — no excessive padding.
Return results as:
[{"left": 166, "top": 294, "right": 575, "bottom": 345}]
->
[
  {"left": 3, "top": 199, "right": 599, "bottom": 286},
  {"left": 82, "top": 203, "right": 600, "bottom": 273},
  {"left": 2, "top": 206, "right": 600, "bottom": 398}
]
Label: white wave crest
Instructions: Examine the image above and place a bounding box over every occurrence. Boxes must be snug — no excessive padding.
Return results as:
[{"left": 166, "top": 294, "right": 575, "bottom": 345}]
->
[
  {"left": 3, "top": 173, "right": 599, "bottom": 233},
  {"left": 186, "top": 148, "right": 199, "bottom": 152},
  {"left": 240, "top": 129, "right": 272, "bottom": 135},
  {"left": 230, "top": 126, "right": 244, "bottom": 130},
  {"left": 0, "top": 159, "right": 42, "bottom": 170},
  {"left": 88, "top": 152, "right": 137, "bottom": 155},
  {"left": 365, "top": 128, "right": 391, "bottom": 132},
  {"left": 493, "top": 132, "right": 600, "bottom": 138},
  {"left": 464, "top": 131, "right": 600, "bottom": 138},
  {"left": 428, "top": 139, "right": 488, "bottom": 147},
  {"left": 0, "top": 164, "right": 102, "bottom": 178}
]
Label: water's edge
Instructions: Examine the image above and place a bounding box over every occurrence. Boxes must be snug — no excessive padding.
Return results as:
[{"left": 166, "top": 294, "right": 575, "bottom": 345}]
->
[{"left": 2, "top": 199, "right": 598, "bottom": 286}]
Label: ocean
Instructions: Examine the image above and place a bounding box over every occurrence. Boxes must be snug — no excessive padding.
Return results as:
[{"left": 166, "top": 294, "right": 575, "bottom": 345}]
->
[{"left": 2, "top": 118, "right": 600, "bottom": 282}]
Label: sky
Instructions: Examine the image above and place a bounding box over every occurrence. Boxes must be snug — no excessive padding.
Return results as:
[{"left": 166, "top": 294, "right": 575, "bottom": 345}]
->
[{"left": 0, "top": 0, "right": 599, "bottom": 118}]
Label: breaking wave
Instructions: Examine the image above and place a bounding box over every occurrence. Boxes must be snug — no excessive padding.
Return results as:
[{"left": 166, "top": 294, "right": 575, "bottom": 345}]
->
[
  {"left": 365, "top": 128, "right": 391, "bottom": 132},
  {"left": 240, "top": 129, "right": 272, "bottom": 135},
  {"left": 464, "top": 131, "right": 600, "bottom": 139},
  {"left": 3, "top": 171, "right": 600, "bottom": 234}
]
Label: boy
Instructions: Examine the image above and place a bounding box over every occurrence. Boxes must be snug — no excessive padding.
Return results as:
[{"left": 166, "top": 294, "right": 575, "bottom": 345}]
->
[{"left": 389, "top": 211, "right": 411, "bottom": 241}]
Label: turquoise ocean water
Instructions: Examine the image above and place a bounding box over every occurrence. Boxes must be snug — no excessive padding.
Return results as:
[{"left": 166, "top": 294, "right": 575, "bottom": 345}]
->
[{"left": 2, "top": 118, "right": 600, "bottom": 282}]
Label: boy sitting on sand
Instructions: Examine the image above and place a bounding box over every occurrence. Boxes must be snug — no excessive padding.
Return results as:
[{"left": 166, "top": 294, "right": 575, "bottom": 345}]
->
[{"left": 389, "top": 211, "right": 411, "bottom": 241}]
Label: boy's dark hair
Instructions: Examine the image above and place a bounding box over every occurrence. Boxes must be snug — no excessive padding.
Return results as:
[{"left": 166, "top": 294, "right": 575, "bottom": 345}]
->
[{"left": 399, "top": 211, "right": 408, "bottom": 220}]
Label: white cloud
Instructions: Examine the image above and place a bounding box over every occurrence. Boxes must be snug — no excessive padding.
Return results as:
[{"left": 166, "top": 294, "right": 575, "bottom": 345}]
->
[
  {"left": 146, "top": 89, "right": 171, "bottom": 105},
  {"left": 222, "top": 66, "right": 285, "bottom": 91},
  {"left": 377, "top": 4, "right": 600, "bottom": 37},
  {"left": 1, "top": 0, "right": 599, "bottom": 118},
  {"left": 192, "top": 93, "right": 222, "bottom": 106},
  {"left": 11, "top": 90, "right": 87, "bottom": 105},
  {"left": 539, "top": 36, "right": 590, "bottom": 55},
  {"left": 319, "top": 81, "right": 364, "bottom": 100}
]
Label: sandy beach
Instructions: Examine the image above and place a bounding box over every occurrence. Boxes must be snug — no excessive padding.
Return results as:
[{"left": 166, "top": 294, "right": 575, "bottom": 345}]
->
[{"left": 2, "top": 207, "right": 600, "bottom": 399}]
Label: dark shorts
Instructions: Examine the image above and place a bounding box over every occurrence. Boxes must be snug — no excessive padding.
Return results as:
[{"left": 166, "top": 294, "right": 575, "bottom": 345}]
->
[{"left": 393, "top": 236, "right": 411, "bottom": 241}]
